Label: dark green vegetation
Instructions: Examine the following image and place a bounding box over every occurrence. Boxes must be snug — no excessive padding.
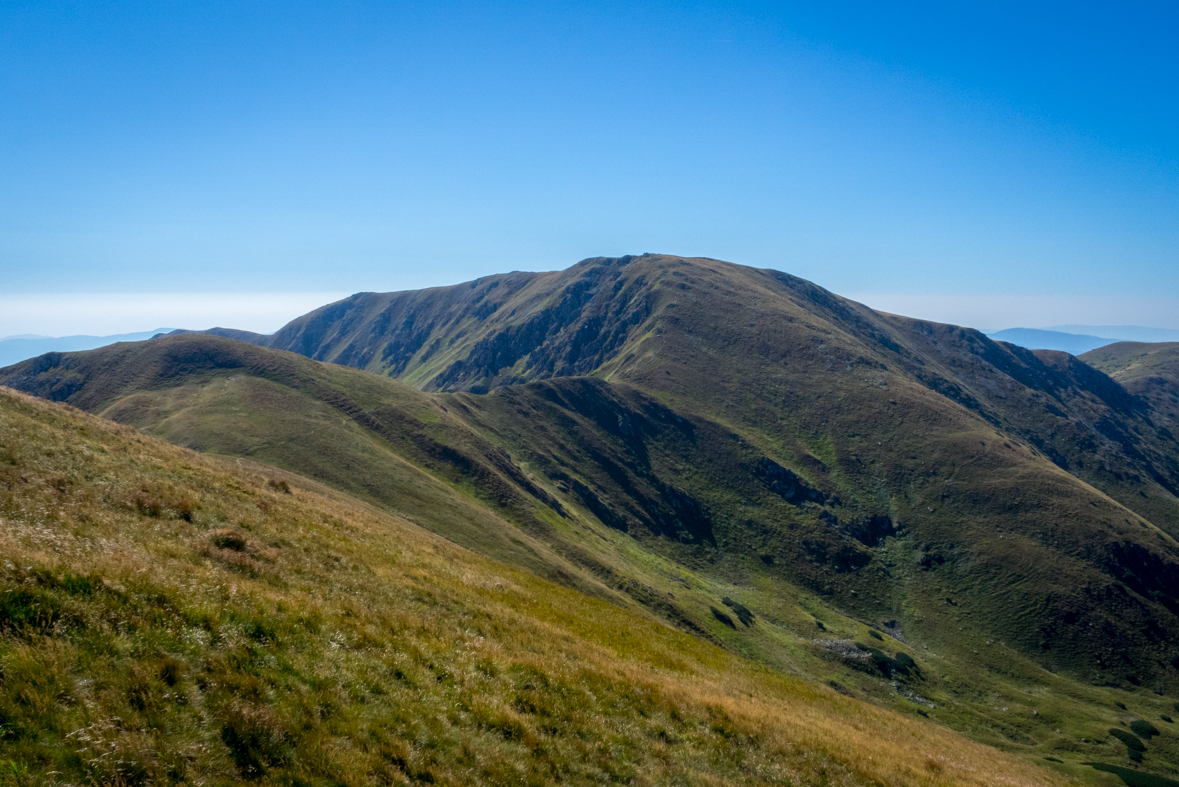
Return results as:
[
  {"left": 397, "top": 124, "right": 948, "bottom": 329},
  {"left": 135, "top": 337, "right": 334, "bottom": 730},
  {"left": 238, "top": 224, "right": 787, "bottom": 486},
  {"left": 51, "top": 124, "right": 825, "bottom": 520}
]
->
[
  {"left": 0, "top": 388, "right": 1067, "bottom": 786},
  {"left": 4, "top": 253, "right": 1179, "bottom": 782},
  {"left": 1133, "top": 722, "right": 1163, "bottom": 739},
  {"left": 1111, "top": 729, "right": 1147, "bottom": 752},
  {"left": 1086, "top": 762, "right": 1179, "bottom": 787}
]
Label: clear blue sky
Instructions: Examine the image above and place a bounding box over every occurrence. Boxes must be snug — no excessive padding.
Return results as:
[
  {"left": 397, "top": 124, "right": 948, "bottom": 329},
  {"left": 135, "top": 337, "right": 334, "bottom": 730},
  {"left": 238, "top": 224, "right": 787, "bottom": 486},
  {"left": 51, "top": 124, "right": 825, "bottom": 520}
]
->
[{"left": 2, "top": 1, "right": 1176, "bottom": 334}]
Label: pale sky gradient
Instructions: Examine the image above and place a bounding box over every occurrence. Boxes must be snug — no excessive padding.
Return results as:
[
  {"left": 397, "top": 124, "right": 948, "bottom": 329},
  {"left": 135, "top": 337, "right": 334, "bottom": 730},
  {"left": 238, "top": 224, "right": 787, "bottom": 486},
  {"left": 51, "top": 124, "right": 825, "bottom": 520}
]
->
[
  {"left": 1, "top": 1, "right": 1176, "bottom": 337},
  {"left": 846, "top": 293, "right": 1179, "bottom": 333},
  {"left": 0, "top": 293, "right": 348, "bottom": 339},
  {"left": 4, "top": 287, "right": 1177, "bottom": 341}
]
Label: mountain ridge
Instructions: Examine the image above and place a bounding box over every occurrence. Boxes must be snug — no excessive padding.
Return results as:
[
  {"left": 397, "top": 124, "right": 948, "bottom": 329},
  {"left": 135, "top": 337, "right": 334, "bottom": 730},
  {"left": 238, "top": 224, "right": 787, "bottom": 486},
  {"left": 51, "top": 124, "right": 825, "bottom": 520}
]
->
[{"left": 238, "top": 254, "right": 1179, "bottom": 536}]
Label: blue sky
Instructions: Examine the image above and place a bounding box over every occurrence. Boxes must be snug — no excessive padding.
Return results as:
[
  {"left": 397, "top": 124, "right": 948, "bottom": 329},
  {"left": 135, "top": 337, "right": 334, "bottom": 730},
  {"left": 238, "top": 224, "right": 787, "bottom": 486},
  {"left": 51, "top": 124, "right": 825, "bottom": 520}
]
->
[{"left": 2, "top": 1, "right": 1176, "bottom": 335}]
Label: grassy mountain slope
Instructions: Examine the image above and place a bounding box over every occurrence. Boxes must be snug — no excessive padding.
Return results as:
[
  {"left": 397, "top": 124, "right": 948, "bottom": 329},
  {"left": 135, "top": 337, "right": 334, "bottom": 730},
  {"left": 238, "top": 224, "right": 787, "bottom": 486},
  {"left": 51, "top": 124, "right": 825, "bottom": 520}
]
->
[
  {"left": 260, "top": 255, "right": 1179, "bottom": 540},
  {"left": 1083, "top": 342, "right": 1179, "bottom": 424},
  {"left": 0, "top": 337, "right": 600, "bottom": 598},
  {"left": 7, "top": 338, "right": 1179, "bottom": 781},
  {"left": 2, "top": 386, "right": 1076, "bottom": 787}
]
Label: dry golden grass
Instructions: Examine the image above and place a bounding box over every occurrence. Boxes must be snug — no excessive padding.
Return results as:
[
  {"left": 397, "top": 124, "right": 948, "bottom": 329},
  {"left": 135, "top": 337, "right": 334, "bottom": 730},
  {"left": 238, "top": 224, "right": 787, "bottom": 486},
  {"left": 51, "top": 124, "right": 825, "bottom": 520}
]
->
[{"left": 0, "top": 387, "right": 1065, "bottom": 786}]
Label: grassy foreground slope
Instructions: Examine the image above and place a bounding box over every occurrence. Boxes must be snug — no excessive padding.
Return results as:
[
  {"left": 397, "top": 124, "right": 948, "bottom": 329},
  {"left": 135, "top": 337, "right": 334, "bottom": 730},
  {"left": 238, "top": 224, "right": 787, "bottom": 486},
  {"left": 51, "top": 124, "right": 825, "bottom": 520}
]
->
[{"left": 0, "top": 387, "right": 1066, "bottom": 787}]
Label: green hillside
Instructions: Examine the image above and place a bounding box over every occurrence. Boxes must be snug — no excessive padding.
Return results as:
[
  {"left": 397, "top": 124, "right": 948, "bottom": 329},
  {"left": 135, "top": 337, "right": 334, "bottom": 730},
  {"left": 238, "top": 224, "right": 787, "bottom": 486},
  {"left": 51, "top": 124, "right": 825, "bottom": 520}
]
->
[
  {"left": 0, "top": 336, "right": 599, "bottom": 596},
  {"left": 2, "top": 386, "right": 1077, "bottom": 786},
  {"left": 4, "top": 255, "right": 1179, "bottom": 782},
  {"left": 1082, "top": 342, "right": 1179, "bottom": 424},
  {"left": 260, "top": 255, "right": 1179, "bottom": 537}
]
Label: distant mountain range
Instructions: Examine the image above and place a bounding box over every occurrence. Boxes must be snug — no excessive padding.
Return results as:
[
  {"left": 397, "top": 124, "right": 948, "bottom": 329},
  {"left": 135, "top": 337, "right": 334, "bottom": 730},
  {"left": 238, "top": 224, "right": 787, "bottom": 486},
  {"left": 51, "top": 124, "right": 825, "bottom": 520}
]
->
[
  {"left": 1050, "top": 325, "right": 1179, "bottom": 343},
  {"left": 985, "top": 328, "right": 1117, "bottom": 354},
  {"left": 0, "top": 328, "right": 175, "bottom": 368},
  {"left": 987, "top": 325, "right": 1179, "bottom": 355},
  {"left": 3, "top": 255, "right": 1179, "bottom": 781}
]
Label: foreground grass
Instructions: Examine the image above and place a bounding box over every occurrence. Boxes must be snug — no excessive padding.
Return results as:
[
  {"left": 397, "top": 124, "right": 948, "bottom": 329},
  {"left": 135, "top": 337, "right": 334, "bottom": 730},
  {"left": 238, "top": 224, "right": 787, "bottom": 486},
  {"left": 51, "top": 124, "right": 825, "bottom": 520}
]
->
[{"left": 0, "top": 388, "right": 1065, "bottom": 786}]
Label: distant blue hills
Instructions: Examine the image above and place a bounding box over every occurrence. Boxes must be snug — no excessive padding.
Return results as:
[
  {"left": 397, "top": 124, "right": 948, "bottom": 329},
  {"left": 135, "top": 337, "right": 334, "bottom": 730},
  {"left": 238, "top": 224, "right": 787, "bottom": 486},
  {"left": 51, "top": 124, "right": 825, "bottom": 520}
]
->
[
  {"left": 985, "top": 325, "right": 1179, "bottom": 355},
  {"left": 2, "top": 321, "right": 1176, "bottom": 371},
  {"left": 0, "top": 330, "right": 175, "bottom": 369},
  {"left": 1044, "top": 325, "right": 1179, "bottom": 343},
  {"left": 985, "top": 328, "right": 1117, "bottom": 355}
]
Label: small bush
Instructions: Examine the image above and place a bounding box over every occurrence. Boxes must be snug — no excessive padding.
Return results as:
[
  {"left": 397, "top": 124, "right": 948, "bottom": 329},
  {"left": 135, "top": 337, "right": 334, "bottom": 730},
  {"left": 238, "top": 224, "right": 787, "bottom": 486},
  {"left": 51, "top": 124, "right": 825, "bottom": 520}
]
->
[
  {"left": 158, "top": 658, "right": 184, "bottom": 687},
  {"left": 210, "top": 529, "right": 249, "bottom": 552},
  {"left": 709, "top": 607, "right": 735, "bottom": 629},
  {"left": 827, "top": 680, "right": 851, "bottom": 696},
  {"left": 220, "top": 703, "right": 291, "bottom": 779},
  {"left": 1161, "top": 715, "right": 1173, "bottom": 723},
  {"left": 266, "top": 479, "right": 291, "bottom": 494},
  {"left": 721, "top": 597, "right": 754, "bottom": 626},
  {"left": 135, "top": 491, "right": 165, "bottom": 518},
  {"left": 0, "top": 589, "right": 62, "bottom": 635},
  {"left": 175, "top": 497, "right": 197, "bottom": 521},
  {"left": 870, "top": 650, "right": 893, "bottom": 676},
  {"left": 126, "top": 663, "right": 159, "bottom": 711},
  {"left": 892, "top": 652, "right": 917, "bottom": 675},
  {"left": 1129, "top": 720, "right": 1160, "bottom": 738},
  {"left": 56, "top": 571, "right": 95, "bottom": 596},
  {"left": 1109, "top": 728, "right": 1146, "bottom": 751},
  {"left": 868, "top": 629, "right": 883, "bottom": 640},
  {"left": 1088, "top": 762, "right": 1179, "bottom": 786},
  {"left": 852, "top": 643, "right": 919, "bottom": 679}
]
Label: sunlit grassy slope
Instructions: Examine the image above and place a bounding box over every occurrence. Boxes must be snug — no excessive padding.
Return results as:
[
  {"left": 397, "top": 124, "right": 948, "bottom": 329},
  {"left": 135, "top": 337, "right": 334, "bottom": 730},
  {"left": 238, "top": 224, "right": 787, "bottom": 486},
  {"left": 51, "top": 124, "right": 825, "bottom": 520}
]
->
[{"left": 0, "top": 386, "right": 1073, "bottom": 786}]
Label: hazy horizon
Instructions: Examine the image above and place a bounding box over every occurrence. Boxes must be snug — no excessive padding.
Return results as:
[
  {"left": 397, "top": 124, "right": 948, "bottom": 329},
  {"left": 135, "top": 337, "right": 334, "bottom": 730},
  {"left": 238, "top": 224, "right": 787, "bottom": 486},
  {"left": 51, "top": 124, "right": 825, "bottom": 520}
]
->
[{"left": 3, "top": 271, "right": 1178, "bottom": 340}]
